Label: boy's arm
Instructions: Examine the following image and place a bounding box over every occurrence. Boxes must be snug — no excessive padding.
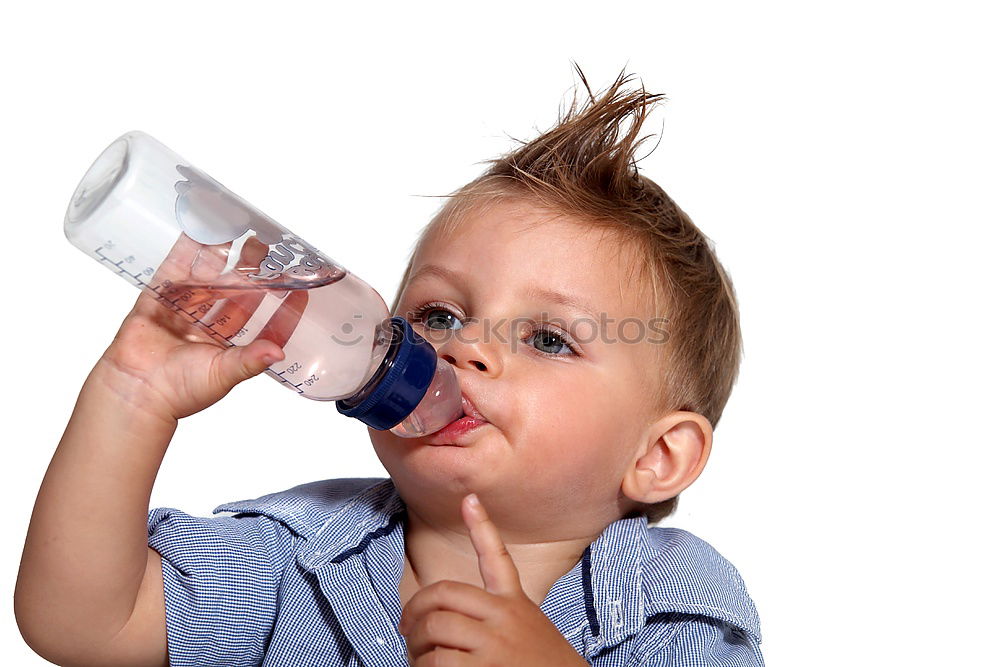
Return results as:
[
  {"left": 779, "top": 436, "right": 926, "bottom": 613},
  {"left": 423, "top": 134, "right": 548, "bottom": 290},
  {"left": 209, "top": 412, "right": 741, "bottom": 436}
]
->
[
  {"left": 16, "top": 235, "right": 293, "bottom": 667},
  {"left": 15, "top": 360, "right": 175, "bottom": 667}
]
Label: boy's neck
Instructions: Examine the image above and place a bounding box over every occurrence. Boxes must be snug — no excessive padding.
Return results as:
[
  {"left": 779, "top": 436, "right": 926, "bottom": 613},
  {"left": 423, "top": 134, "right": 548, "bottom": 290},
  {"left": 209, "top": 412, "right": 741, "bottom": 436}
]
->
[{"left": 400, "top": 504, "right": 604, "bottom": 606}]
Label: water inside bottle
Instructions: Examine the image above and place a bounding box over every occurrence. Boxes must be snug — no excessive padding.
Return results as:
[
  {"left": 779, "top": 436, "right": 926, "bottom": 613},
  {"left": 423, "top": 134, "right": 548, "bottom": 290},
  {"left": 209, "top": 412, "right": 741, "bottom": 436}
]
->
[{"left": 161, "top": 270, "right": 392, "bottom": 402}]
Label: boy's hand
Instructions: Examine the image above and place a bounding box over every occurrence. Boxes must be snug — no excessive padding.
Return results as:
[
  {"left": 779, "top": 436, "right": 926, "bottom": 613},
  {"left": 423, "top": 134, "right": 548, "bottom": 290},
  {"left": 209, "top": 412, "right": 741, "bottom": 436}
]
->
[
  {"left": 95, "top": 233, "right": 303, "bottom": 423},
  {"left": 399, "top": 494, "right": 589, "bottom": 666}
]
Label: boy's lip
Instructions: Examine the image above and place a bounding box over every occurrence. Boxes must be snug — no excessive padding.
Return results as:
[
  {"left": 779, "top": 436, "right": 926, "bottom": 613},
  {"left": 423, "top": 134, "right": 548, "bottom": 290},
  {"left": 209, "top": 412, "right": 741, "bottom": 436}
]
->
[
  {"left": 423, "top": 392, "right": 490, "bottom": 445},
  {"left": 460, "top": 393, "right": 489, "bottom": 423}
]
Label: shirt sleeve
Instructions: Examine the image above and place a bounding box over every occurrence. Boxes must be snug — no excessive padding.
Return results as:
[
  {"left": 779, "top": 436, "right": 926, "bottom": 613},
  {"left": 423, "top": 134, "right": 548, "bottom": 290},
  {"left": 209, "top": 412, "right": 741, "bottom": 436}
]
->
[
  {"left": 644, "top": 616, "right": 765, "bottom": 667},
  {"left": 147, "top": 506, "right": 301, "bottom": 667}
]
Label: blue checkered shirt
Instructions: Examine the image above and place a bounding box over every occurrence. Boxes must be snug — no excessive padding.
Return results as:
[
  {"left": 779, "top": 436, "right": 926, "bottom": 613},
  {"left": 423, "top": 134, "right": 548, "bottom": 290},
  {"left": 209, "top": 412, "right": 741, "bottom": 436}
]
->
[{"left": 147, "top": 477, "right": 763, "bottom": 666}]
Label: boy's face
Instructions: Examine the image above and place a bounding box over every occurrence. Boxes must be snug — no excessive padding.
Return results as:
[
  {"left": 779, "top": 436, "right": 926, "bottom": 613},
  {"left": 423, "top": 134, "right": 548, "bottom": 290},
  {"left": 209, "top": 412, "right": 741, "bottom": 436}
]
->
[{"left": 369, "top": 198, "right": 664, "bottom": 536}]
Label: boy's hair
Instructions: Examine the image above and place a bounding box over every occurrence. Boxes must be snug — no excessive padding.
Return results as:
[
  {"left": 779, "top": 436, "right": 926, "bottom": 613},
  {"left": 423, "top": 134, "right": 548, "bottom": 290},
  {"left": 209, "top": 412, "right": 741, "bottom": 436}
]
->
[{"left": 391, "top": 68, "right": 742, "bottom": 522}]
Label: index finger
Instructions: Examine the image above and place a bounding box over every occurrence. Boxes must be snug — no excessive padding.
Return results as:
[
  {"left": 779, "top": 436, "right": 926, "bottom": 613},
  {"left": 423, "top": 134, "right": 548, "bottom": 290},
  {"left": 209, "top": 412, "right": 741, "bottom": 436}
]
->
[{"left": 461, "top": 494, "right": 524, "bottom": 597}]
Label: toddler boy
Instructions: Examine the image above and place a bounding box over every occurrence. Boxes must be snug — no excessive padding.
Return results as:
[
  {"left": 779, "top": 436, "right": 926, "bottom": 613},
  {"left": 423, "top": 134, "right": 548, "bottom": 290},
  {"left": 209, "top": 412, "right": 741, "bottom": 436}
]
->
[{"left": 16, "top": 70, "right": 763, "bottom": 666}]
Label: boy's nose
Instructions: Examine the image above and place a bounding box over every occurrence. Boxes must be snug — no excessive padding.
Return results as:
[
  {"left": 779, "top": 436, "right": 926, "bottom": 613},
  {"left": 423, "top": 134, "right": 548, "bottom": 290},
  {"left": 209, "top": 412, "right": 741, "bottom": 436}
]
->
[
  {"left": 437, "top": 321, "right": 502, "bottom": 377},
  {"left": 441, "top": 352, "right": 488, "bottom": 373}
]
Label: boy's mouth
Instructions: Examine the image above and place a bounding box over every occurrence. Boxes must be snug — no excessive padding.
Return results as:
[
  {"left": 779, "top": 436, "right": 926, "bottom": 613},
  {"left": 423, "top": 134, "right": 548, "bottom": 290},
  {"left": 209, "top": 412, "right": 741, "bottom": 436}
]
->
[
  {"left": 459, "top": 393, "right": 489, "bottom": 423},
  {"left": 425, "top": 393, "right": 489, "bottom": 445}
]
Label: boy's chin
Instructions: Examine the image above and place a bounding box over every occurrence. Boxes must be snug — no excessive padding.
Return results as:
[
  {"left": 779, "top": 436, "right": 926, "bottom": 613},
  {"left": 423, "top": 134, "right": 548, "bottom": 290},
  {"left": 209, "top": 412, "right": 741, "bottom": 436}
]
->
[{"left": 388, "top": 442, "right": 503, "bottom": 483}]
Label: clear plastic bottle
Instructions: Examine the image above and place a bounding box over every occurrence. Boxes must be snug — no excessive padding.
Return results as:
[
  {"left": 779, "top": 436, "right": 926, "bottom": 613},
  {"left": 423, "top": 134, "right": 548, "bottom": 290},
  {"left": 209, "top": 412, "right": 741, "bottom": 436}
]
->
[{"left": 63, "top": 130, "right": 463, "bottom": 437}]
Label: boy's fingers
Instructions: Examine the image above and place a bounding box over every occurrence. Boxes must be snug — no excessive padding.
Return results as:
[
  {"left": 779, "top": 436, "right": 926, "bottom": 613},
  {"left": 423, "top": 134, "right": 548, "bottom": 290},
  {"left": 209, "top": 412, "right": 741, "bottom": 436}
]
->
[
  {"left": 214, "top": 339, "right": 283, "bottom": 387},
  {"left": 412, "top": 647, "right": 475, "bottom": 667},
  {"left": 398, "top": 581, "right": 494, "bottom": 635},
  {"left": 153, "top": 233, "right": 201, "bottom": 285},
  {"left": 403, "top": 610, "right": 480, "bottom": 658},
  {"left": 257, "top": 288, "right": 309, "bottom": 349},
  {"left": 189, "top": 242, "right": 230, "bottom": 283},
  {"left": 462, "top": 493, "right": 523, "bottom": 597},
  {"left": 193, "top": 290, "right": 263, "bottom": 341},
  {"left": 197, "top": 237, "right": 273, "bottom": 339}
]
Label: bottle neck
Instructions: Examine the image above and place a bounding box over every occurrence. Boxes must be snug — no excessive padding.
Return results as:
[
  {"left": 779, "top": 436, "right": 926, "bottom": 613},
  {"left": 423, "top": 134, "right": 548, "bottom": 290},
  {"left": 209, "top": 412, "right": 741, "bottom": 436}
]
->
[
  {"left": 335, "top": 316, "right": 439, "bottom": 431},
  {"left": 338, "top": 317, "right": 402, "bottom": 409}
]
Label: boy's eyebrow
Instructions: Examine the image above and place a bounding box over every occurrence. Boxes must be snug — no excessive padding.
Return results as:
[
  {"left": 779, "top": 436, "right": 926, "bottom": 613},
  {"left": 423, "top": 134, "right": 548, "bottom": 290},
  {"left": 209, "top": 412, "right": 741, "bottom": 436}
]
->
[
  {"left": 407, "top": 263, "right": 600, "bottom": 320},
  {"left": 408, "top": 263, "right": 463, "bottom": 286}
]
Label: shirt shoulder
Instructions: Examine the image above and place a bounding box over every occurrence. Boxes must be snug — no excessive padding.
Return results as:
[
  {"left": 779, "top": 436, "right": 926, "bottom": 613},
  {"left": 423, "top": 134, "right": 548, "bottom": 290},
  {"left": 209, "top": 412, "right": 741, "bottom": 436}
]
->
[
  {"left": 210, "top": 476, "right": 391, "bottom": 539},
  {"left": 640, "top": 526, "right": 762, "bottom": 645}
]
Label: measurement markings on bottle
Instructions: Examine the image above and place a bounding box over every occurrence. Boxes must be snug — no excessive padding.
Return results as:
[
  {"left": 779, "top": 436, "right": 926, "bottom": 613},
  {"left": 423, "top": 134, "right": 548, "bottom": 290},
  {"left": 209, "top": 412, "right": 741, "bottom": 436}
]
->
[
  {"left": 264, "top": 368, "right": 305, "bottom": 393},
  {"left": 92, "top": 242, "right": 307, "bottom": 395},
  {"left": 95, "top": 244, "right": 154, "bottom": 288}
]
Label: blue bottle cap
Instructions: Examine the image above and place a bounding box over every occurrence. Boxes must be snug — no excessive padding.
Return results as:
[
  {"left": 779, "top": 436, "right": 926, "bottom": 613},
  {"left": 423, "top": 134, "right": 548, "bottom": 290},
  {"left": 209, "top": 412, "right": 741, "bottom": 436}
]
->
[{"left": 335, "top": 317, "right": 438, "bottom": 430}]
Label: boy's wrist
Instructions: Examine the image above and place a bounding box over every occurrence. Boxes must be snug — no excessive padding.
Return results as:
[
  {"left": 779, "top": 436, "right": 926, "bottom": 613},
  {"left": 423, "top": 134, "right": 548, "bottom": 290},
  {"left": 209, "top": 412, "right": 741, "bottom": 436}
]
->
[{"left": 85, "top": 356, "right": 181, "bottom": 433}]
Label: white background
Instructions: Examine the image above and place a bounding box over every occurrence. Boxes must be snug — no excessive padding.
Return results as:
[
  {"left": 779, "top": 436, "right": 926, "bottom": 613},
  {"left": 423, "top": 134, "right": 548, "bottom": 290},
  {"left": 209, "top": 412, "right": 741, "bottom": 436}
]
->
[{"left": 2, "top": 2, "right": 997, "bottom": 665}]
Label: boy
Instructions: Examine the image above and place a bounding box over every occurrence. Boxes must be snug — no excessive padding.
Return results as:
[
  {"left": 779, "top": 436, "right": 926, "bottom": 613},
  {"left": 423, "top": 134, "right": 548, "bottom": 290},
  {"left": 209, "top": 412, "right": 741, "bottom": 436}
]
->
[{"left": 16, "top": 70, "right": 763, "bottom": 666}]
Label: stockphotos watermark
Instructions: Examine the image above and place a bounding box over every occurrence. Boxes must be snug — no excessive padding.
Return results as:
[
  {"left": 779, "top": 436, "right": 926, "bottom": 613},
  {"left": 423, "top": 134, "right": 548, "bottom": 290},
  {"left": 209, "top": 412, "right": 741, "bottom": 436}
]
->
[{"left": 330, "top": 311, "right": 671, "bottom": 349}]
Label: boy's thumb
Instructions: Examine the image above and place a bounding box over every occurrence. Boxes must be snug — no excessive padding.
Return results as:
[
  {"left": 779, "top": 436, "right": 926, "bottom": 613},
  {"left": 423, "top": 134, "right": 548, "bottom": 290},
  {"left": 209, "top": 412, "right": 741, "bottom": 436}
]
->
[{"left": 216, "top": 341, "right": 284, "bottom": 387}]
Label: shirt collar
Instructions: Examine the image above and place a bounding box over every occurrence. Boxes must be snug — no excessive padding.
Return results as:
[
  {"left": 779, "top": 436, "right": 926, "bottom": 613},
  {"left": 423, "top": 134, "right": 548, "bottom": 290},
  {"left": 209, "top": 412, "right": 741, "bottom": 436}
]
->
[
  {"left": 583, "top": 513, "right": 650, "bottom": 647},
  {"left": 558, "top": 512, "right": 761, "bottom": 648},
  {"left": 294, "top": 478, "right": 405, "bottom": 572},
  {"left": 291, "top": 479, "right": 760, "bottom": 648}
]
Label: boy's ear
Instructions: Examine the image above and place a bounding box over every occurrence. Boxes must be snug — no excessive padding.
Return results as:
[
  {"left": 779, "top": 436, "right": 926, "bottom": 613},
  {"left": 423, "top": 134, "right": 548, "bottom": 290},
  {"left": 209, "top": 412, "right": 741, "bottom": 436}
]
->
[{"left": 621, "top": 411, "right": 713, "bottom": 506}]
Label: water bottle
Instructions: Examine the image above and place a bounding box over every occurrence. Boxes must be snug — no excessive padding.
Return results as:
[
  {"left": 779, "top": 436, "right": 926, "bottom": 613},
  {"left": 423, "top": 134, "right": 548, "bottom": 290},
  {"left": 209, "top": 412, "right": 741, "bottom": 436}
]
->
[{"left": 63, "top": 130, "right": 463, "bottom": 437}]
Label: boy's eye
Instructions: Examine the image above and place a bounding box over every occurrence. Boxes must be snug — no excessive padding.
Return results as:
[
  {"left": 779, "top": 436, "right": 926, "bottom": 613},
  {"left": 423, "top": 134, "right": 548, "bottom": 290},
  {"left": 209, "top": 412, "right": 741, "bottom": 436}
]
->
[
  {"left": 411, "top": 303, "right": 463, "bottom": 330},
  {"left": 527, "top": 329, "right": 575, "bottom": 356},
  {"left": 409, "top": 302, "right": 580, "bottom": 357}
]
